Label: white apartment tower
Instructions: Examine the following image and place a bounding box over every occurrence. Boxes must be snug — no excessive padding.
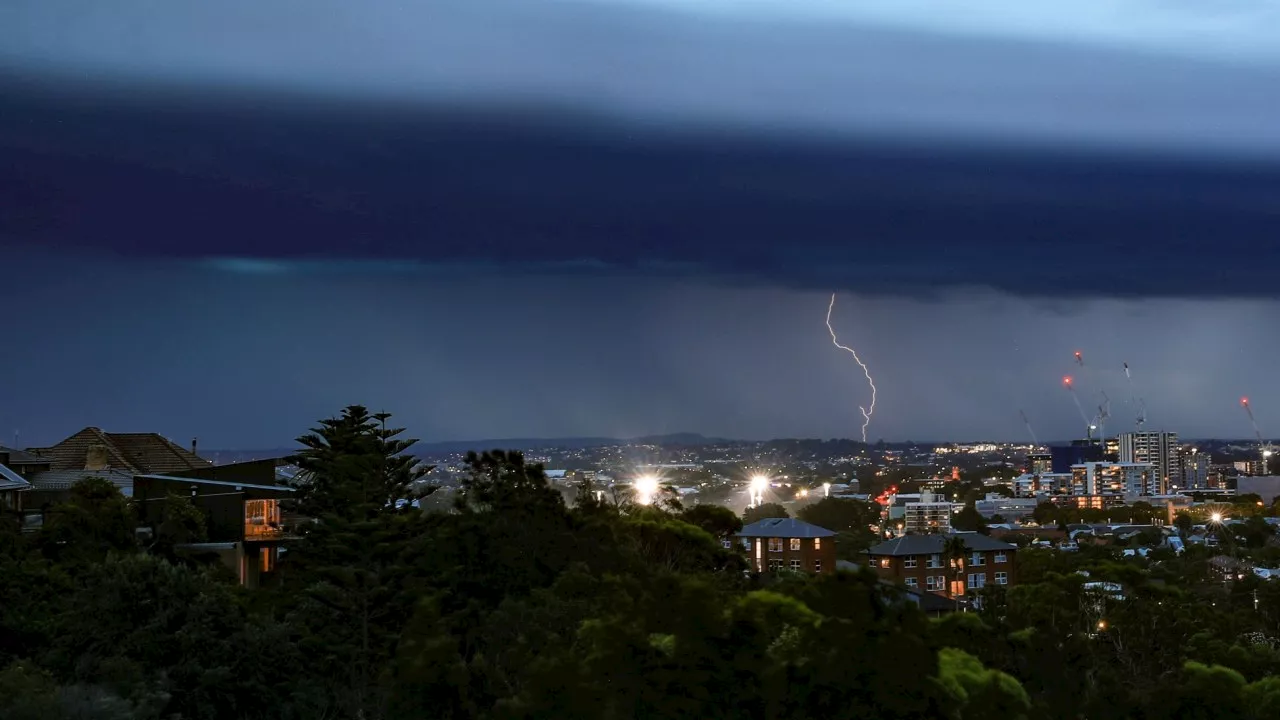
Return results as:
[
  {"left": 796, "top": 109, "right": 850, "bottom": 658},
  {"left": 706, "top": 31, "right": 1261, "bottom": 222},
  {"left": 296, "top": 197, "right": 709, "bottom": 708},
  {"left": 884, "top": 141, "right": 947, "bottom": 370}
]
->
[
  {"left": 904, "top": 491, "right": 953, "bottom": 534},
  {"left": 1118, "top": 431, "right": 1180, "bottom": 494}
]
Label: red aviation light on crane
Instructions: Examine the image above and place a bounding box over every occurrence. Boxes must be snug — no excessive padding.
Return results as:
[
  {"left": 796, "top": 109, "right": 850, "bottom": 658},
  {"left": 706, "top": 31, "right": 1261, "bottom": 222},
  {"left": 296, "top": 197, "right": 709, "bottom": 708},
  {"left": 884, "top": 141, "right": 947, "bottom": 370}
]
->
[
  {"left": 1063, "top": 376, "right": 1073, "bottom": 387},
  {"left": 1242, "top": 397, "right": 1250, "bottom": 406}
]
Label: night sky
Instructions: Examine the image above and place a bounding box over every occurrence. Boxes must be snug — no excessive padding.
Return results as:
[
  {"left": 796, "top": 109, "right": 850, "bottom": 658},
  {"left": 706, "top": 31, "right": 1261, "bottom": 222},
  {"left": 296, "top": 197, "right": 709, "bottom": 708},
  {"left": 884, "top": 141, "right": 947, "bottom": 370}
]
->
[{"left": 3, "top": 0, "right": 1280, "bottom": 448}]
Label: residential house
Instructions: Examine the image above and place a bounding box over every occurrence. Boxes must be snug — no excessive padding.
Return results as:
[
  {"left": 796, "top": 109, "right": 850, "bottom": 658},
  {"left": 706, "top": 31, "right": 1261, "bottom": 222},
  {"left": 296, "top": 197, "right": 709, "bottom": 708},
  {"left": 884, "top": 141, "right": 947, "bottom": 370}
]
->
[
  {"left": 0, "top": 447, "right": 38, "bottom": 513},
  {"left": 22, "top": 427, "right": 212, "bottom": 507},
  {"left": 736, "top": 517, "right": 837, "bottom": 575},
  {"left": 132, "top": 473, "right": 296, "bottom": 588},
  {"left": 864, "top": 532, "right": 1017, "bottom": 598}
]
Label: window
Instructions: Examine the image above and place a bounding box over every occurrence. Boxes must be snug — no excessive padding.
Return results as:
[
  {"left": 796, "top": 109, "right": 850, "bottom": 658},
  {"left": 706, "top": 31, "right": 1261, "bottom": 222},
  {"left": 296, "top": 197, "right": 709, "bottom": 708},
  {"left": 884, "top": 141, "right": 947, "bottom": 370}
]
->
[
  {"left": 722, "top": 539, "right": 732, "bottom": 549},
  {"left": 768, "top": 538, "right": 783, "bottom": 553},
  {"left": 970, "top": 552, "right": 985, "bottom": 566},
  {"left": 903, "top": 556, "right": 918, "bottom": 568},
  {"left": 790, "top": 538, "right": 801, "bottom": 551},
  {"left": 260, "top": 547, "right": 273, "bottom": 573},
  {"left": 244, "top": 499, "right": 282, "bottom": 538},
  {"left": 790, "top": 559, "right": 802, "bottom": 571},
  {"left": 994, "top": 552, "right": 1008, "bottom": 563},
  {"left": 905, "top": 577, "right": 918, "bottom": 588},
  {"left": 768, "top": 559, "right": 784, "bottom": 571},
  {"left": 995, "top": 572, "right": 1008, "bottom": 585},
  {"left": 927, "top": 554, "right": 943, "bottom": 568},
  {"left": 813, "top": 559, "right": 822, "bottom": 573},
  {"left": 879, "top": 557, "right": 891, "bottom": 568},
  {"left": 926, "top": 576, "right": 940, "bottom": 591},
  {"left": 814, "top": 537, "right": 821, "bottom": 550},
  {"left": 967, "top": 573, "right": 986, "bottom": 589}
]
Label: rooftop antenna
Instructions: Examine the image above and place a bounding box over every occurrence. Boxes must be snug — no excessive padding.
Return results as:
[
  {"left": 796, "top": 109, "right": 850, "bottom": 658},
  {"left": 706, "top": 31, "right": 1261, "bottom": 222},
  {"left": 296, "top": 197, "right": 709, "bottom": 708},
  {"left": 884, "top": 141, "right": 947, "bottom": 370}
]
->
[
  {"left": 1019, "top": 410, "right": 1039, "bottom": 445},
  {"left": 1241, "top": 397, "right": 1275, "bottom": 474}
]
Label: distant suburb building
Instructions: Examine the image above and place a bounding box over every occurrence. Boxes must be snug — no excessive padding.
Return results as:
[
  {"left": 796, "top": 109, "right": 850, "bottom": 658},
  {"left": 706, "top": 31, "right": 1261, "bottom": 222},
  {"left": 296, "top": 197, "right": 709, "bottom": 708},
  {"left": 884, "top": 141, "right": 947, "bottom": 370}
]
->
[
  {"left": 864, "top": 532, "right": 1017, "bottom": 598},
  {"left": 904, "top": 490, "right": 954, "bottom": 534},
  {"left": 736, "top": 517, "right": 836, "bottom": 575}
]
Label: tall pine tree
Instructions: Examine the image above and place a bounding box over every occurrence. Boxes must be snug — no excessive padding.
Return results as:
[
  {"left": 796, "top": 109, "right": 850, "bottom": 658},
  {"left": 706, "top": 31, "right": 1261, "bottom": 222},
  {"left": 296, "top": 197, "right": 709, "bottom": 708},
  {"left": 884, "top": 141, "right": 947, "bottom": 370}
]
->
[{"left": 283, "top": 406, "right": 437, "bottom": 719}]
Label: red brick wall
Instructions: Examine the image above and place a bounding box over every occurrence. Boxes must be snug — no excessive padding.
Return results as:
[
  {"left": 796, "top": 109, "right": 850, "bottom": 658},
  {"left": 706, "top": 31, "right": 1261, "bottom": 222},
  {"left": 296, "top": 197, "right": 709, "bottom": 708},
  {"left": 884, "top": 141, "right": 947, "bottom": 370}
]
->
[
  {"left": 751, "top": 536, "right": 838, "bottom": 575},
  {"left": 867, "top": 548, "right": 1017, "bottom": 595}
]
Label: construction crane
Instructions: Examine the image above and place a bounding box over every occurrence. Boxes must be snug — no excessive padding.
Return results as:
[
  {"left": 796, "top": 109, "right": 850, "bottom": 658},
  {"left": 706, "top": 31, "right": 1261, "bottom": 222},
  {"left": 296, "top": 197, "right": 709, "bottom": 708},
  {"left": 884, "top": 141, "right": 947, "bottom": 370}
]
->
[
  {"left": 1241, "top": 397, "right": 1276, "bottom": 475},
  {"left": 1019, "top": 410, "right": 1039, "bottom": 445},
  {"left": 1095, "top": 391, "right": 1111, "bottom": 445},
  {"left": 1124, "top": 362, "right": 1146, "bottom": 431}
]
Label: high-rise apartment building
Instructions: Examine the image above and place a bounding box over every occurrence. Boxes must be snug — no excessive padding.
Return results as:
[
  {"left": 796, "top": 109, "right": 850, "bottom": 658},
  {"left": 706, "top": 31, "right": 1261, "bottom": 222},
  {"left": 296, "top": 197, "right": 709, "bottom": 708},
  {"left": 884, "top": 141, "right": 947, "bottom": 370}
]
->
[
  {"left": 1177, "top": 446, "right": 1210, "bottom": 490},
  {"left": 1118, "top": 431, "right": 1180, "bottom": 494}
]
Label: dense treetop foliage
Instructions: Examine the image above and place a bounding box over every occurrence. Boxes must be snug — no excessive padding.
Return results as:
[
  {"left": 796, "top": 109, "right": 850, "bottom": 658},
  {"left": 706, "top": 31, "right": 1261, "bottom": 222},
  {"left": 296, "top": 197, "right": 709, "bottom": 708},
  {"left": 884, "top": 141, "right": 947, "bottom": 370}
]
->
[{"left": 3, "top": 405, "right": 1280, "bottom": 718}]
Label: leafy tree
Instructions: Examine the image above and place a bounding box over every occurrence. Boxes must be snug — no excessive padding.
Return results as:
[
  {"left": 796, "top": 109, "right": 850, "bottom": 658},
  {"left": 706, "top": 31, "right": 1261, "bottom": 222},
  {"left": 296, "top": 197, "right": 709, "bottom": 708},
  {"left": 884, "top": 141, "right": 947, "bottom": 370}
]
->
[
  {"left": 796, "top": 497, "right": 876, "bottom": 534},
  {"left": 743, "top": 502, "right": 789, "bottom": 524},
  {"left": 147, "top": 493, "right": 207, "bottom": 560},
  {"left": 679, "top": 504, "right": 742, "bottom": 539},
  {"left": 943, "top": 535, "right": 968, "bottom": 610},
  {"left": 1173, "top": 510, "right": 1194, "bottom": 536},
  {"left": 38, "top": 477, "right": 136, "bottom": 563},
  {"left": 952, "top": 505, "right": 987, "bottom": 533},
  {"left": 936, "top": 647, "right": 1031, "bottom": 720}
]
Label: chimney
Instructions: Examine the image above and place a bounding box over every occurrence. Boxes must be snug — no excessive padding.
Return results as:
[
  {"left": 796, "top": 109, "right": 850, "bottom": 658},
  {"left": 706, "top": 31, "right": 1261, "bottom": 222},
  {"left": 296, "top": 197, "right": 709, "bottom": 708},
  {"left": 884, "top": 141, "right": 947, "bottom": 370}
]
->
[
  {"left": 85, "top": 443, "right": 110, "bottom": 472},
  {"left": 191, "top": 437, "right": 198, "bottom": 457}
]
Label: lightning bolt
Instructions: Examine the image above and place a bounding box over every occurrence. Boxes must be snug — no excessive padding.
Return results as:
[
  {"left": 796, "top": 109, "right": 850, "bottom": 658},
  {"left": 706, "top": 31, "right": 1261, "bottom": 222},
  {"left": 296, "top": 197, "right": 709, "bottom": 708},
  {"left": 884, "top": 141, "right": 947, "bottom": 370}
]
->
[{"left": 826, "top": 293, "right": 877, "bottom": 443}]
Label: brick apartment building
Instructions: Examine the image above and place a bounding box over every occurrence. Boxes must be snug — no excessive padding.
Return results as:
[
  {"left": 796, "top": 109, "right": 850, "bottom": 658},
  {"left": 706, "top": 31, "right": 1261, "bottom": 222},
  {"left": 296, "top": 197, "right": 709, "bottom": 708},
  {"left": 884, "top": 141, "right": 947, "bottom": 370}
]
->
[
  {"left": 864, "top": 532, "right": 1017, "bottom": 598},
  {"left": 736, "top": 517, "right": 837, "bottom": 575}
]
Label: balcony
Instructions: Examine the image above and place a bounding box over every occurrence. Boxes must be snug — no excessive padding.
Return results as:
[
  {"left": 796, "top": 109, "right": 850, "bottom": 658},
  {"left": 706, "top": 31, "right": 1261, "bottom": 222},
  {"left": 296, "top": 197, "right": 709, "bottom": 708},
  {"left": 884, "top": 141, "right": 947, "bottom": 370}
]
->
[{"left": 244, "top": 499, "right": 287, "bottom": 540}]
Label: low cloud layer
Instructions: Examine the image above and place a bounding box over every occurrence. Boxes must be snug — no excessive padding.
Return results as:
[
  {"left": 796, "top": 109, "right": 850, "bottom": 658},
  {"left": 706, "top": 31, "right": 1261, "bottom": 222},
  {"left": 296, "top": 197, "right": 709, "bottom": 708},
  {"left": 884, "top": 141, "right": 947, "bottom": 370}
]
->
[{"left": 3, "top": 87, "right": 1279, "bottom": 300}]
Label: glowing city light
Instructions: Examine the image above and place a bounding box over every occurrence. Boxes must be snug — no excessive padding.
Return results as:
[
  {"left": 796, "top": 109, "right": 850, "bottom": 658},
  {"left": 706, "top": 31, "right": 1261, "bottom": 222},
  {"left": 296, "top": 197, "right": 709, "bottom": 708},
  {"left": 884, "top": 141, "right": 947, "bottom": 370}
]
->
[
  {"left": 1211, "top": 512, "right": 1224, "bottom": 524},
  {"left": 634, "top": 475, "right": 660, "bottom": 505}
]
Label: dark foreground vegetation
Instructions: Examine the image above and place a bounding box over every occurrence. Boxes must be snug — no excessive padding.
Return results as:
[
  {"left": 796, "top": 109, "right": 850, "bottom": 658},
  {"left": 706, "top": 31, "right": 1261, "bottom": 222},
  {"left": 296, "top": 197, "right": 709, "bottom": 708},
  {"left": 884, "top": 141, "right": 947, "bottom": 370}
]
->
[{"left": 3, "top": 406, "right": 1280, "bottom": 719}]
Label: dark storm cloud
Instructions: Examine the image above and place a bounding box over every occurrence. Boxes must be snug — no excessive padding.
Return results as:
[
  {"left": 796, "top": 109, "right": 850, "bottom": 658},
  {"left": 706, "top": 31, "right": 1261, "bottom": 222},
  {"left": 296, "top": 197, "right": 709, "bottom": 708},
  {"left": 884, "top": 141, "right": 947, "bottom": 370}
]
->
[{"left": 3, "top": 84, "right": 1280, "bottom": 300}]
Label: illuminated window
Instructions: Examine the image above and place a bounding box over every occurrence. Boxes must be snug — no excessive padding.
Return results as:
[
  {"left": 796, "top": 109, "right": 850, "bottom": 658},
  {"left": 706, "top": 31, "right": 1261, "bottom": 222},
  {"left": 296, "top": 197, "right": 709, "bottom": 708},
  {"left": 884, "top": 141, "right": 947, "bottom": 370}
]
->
[
  {"left": 879, "top": 557, "right": 891, "bottom": 568},
  {"left": 768, "top": 538, "right": 783, "bottom": 552},
  {"left": 260, "top": 547, "right": 273, "bottom": 573},
  {"left": 813, "top": 537, "right": 821, "bottom": 550},
  {"left": 244, "top": 499, "right": 282, "bottom": 538},
  {"left": 790, "top": 538, "right": 801, "bottom": 551}
]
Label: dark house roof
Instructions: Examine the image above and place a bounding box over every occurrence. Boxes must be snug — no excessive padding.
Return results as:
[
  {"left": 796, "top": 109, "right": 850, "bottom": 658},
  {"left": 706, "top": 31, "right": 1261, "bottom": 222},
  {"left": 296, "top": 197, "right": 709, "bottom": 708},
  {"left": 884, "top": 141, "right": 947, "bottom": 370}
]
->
[
  {"left": 0, "top": 463, "right": 30, "bottom": 492},
  {"left": 866, "top": 532, "right": 1017, "bottom": 556},
  {"left": 737, "top": 517, "right": 836, "bottom": 538},
  {"left": 0, "top": 447, "right": 53, "bottom": 465},
  {"left": 25, "top": 469, "right": 136, "bottom": 496},
  {"left": 28, "top": 427, "right": 211, "bottom": 474}
]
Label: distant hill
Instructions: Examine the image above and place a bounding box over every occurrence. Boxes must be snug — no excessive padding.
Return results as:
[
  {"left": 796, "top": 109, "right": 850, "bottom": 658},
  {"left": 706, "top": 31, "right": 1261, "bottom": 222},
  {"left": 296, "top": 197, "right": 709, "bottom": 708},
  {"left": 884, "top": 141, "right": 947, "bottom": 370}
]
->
[
  {"left": 413, "top": 432, "right": 731, "bottom": 454},
  {"left": 203, "top": 433, "right": 732, "bottom": 460}
]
